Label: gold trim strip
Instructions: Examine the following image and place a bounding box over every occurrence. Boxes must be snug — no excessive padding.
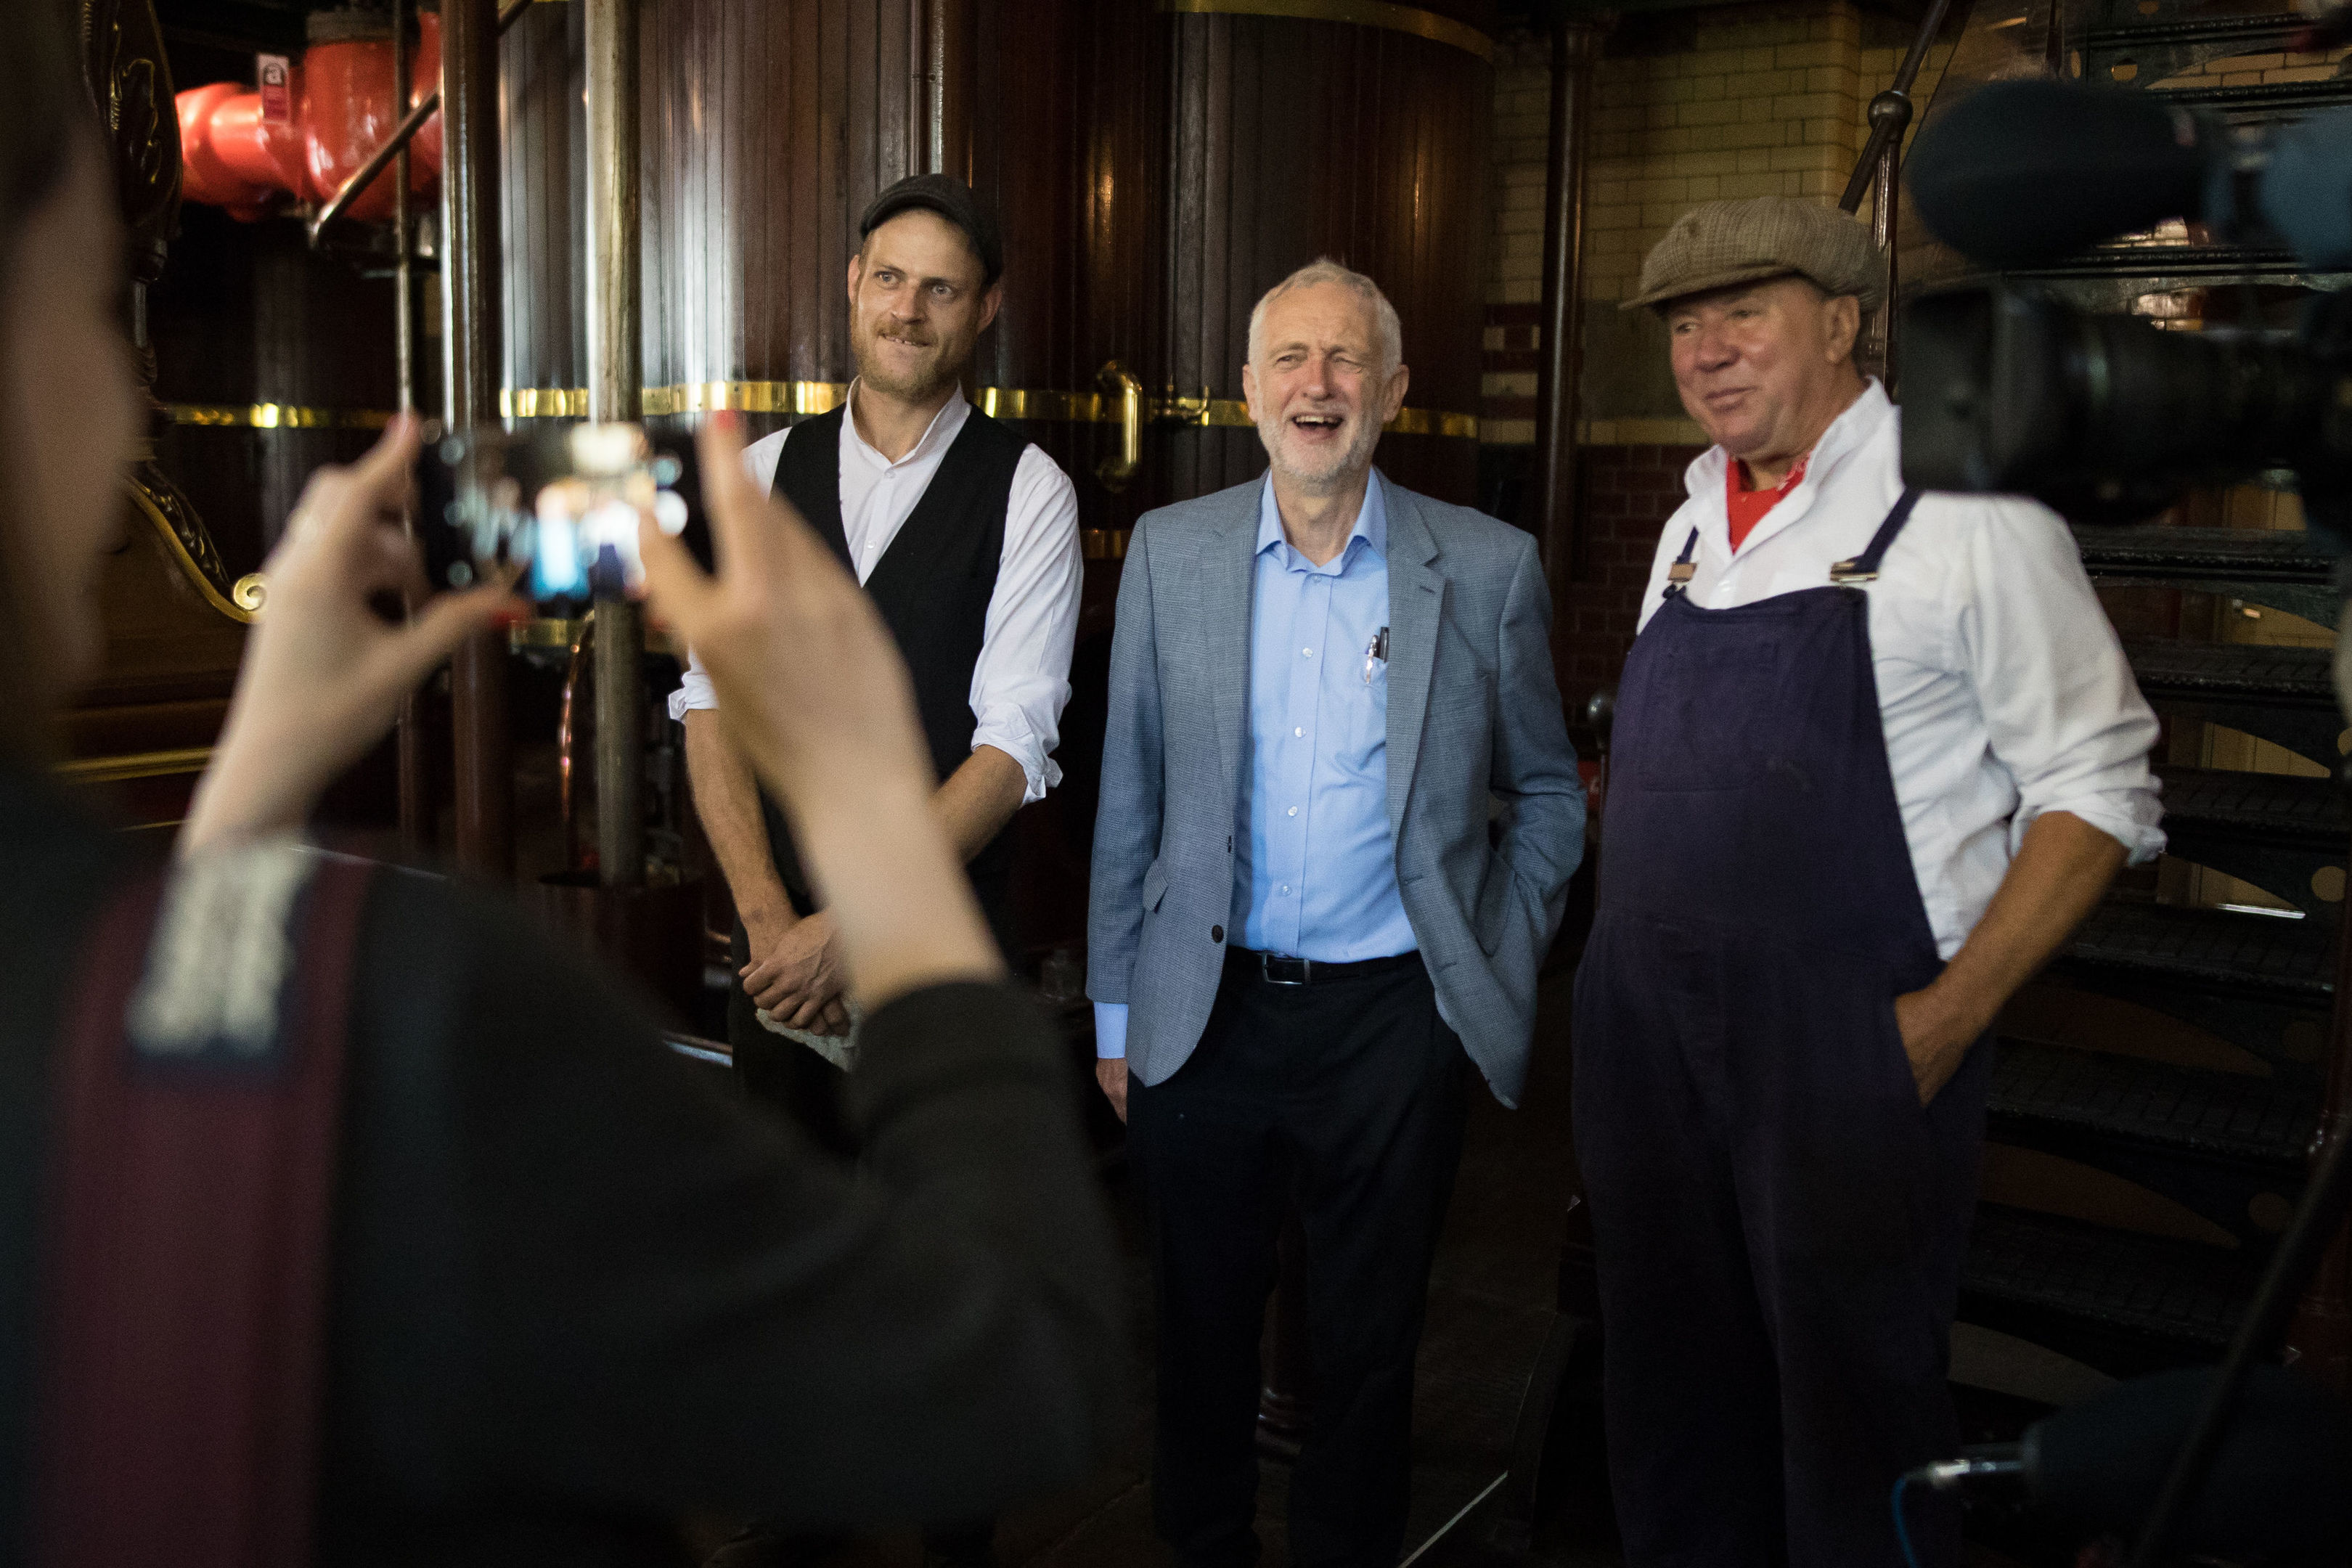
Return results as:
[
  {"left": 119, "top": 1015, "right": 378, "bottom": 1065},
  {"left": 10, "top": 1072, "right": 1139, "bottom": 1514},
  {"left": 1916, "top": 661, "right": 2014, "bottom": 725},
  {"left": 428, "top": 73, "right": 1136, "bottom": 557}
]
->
[
  {"left": 976, "top": 386, "right": 1106, "bottom": 423},
  {"left": 1082, "top": 528, "right": 1131, "bottom": 560},
  {"left": 640, "top": 381, "right": 849, "bottom": 418},
  {"left": 1157, "top": 0, "right": 1493, "bottom": 60},
  {"left": 128, "top": 486, "right": 258, "bottom": 624},
  {"left": 502, "top": 387, "right": 592, "bottom": 419},
  {"left": 58, "top": 746, "right": 214, "bottom": 784},
  {"left": 165, "top": 402, "right": 394, "bottom": 430},
  {"left": 504, "top": 380, "right": 1482, "bottom": 441}
]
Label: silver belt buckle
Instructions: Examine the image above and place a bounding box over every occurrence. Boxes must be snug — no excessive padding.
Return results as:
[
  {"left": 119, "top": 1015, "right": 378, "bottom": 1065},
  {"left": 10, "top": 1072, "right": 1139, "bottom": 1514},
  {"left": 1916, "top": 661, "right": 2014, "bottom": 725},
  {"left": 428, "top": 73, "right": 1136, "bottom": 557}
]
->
[{"left": 1261, "top": 953, "right": 1310, "bottom": 986}]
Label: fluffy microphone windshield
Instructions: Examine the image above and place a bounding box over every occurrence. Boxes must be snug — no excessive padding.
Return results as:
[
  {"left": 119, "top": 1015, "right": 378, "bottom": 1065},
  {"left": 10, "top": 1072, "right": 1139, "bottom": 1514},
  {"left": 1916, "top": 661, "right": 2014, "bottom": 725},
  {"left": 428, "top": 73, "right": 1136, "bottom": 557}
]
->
[{"left": 1905, "top": 79, "right": 2217, "bottom": 268}]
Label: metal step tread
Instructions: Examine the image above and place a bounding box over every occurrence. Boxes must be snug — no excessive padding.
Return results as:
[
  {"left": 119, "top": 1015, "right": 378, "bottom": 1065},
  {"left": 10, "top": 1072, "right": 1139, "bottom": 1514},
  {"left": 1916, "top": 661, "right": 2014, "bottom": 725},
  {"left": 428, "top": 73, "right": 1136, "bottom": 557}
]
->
[
  {"left": 2066, "top": 900, "right": 2336, "bottom": 1000},
  {"left": 2083, "top": 14, "right": 2305, "bottom": 49},
  {"left": 2154, "top": 764, "right": 2350, "bottom": 844},
  {"left": 2157, "top": 77, "right": 2352, "bottom": 112},
  {"left": 2004, "top": 245, "right": 2348, "bottom": 288},
  {"left": 2076, "top": 525, "right": 2334, "bottom": 582},
  {"left": 2124, "top": 638, "right": 2338, "bottom": 704},
  {"left": 1988, "top": 1040, "right": 2316, "bottom": 1165},
  {"left": 1962, "top": 1205, "right": 2248, "bottom": 1349}
]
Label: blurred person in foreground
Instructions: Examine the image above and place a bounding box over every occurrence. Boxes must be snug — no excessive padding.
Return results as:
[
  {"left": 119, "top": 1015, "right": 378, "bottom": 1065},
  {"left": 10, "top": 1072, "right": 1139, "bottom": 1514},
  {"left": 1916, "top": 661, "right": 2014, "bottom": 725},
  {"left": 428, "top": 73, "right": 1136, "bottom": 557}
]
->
[{"left": 0, "top": 15, "right": 1122, "bottom": 1562}]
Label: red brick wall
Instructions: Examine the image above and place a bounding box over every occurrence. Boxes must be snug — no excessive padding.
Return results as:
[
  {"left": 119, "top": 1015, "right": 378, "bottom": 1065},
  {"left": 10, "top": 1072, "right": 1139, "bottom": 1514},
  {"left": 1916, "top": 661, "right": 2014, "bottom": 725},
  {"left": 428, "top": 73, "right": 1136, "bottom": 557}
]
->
[{"left": 1554, "top": 443, "right": 1706, "bottom": 714}]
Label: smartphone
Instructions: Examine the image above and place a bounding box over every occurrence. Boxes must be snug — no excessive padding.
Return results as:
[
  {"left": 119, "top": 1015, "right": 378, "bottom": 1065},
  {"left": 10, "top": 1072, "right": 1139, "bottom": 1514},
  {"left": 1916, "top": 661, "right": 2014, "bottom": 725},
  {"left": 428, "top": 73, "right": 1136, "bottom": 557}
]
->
[{"left": 417, "top": 422, "right": 695, "bottom": 608}]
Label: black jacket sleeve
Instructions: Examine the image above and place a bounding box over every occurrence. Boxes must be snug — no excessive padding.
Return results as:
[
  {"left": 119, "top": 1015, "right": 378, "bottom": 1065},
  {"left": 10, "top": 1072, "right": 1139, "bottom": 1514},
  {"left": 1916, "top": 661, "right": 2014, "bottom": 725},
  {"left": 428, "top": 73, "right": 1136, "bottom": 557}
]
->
[{"left": 322, "top": 866, "right": 1125, "bottom": 1533}]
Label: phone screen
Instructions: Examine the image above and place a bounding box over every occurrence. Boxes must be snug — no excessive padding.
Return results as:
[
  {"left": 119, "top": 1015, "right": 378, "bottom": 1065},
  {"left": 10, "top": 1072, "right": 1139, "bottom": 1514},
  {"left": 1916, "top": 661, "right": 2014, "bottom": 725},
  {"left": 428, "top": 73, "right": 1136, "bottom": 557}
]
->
[{"left": 417, "top": 422, "right": 696, "bottom": 608}]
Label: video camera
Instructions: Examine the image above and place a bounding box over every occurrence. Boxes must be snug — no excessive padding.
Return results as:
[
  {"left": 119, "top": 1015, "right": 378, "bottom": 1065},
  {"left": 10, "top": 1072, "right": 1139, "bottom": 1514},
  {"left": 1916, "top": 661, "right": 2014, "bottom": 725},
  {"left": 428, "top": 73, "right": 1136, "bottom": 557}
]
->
[{"left": 1900, "top": 78, "right": 2352, "bottom": 544}]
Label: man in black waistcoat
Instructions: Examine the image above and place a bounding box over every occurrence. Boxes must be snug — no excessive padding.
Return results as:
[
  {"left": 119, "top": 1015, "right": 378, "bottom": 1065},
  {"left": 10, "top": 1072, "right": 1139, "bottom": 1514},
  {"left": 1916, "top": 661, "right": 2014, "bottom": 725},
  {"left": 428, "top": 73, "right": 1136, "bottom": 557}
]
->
[{"left": 672, "top": 175, "right": 1082, "bottom": 1143}]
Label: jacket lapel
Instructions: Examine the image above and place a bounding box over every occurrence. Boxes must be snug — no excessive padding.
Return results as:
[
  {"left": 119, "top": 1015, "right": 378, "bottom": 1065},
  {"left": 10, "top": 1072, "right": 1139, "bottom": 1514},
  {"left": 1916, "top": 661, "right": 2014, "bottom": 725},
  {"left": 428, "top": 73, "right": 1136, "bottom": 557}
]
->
[
  {"left": 1200, "top": 482, "right": 1261, "bottom": 801},
  {"left": 1381, "top": 475, "right": 1444, "bottom": 838}
]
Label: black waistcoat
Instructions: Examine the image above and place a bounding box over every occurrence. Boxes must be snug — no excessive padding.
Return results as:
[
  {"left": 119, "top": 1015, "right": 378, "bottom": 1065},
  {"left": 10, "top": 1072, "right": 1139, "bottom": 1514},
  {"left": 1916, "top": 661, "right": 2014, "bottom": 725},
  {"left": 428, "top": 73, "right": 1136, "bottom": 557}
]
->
[{"left": 760, "top": 401, "right": 1027, "bottom": 941}]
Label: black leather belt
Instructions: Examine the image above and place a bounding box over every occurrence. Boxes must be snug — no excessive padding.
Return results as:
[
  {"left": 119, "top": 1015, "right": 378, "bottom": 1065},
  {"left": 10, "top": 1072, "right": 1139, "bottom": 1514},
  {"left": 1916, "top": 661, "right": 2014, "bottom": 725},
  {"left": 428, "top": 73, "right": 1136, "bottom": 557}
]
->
[{"left": 1225, "top": 947, "right": 1423, "bottom": 987}]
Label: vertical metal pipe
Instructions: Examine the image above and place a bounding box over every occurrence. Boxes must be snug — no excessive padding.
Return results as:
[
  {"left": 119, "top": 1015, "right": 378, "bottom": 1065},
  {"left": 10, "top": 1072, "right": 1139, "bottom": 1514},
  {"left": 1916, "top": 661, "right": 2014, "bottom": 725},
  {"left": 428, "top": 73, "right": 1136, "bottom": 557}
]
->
[
  {"left": 1533, "top": 17, "right": 1601, "bottom": 592},
  {"left": 392, "top": 0, "right": 432, "bottom": 852},
  {"left": 587, "top": 0, "right": 646, "bottom": 888},
  {"left": 444, "top": 0, "right": 513, "bottom": 878},
  {"left": 923, "top": 0, "right": 973, "bottom": 179},
  {"left": 2287, "top": 844, "right": 2352, "bottom": 1394}
]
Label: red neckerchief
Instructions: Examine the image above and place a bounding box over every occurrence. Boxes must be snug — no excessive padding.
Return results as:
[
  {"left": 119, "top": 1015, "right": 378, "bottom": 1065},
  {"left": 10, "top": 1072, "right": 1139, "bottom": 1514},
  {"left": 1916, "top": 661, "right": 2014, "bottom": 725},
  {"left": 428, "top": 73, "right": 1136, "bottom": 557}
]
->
[{"left": 1725, "top": 450, "right": 1810, "bottom": 552}]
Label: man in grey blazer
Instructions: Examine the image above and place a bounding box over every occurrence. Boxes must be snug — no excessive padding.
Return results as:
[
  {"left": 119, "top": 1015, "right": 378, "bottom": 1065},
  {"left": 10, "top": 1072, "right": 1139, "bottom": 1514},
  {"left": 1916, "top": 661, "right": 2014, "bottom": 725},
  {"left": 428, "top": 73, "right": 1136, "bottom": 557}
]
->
[{"left": 1087, "top": 259, "right": 1585, "bottom": 1568}]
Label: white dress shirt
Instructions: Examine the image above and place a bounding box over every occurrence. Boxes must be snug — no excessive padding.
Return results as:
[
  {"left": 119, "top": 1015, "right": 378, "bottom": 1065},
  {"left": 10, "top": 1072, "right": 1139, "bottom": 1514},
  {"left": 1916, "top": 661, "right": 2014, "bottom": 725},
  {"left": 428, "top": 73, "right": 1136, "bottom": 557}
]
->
[
  {"left": 1634, "top": 380, "right": 2165, "bottom": 959},
  {"left": 669, "top": 385, "right": 1084, "bottom": 804}
]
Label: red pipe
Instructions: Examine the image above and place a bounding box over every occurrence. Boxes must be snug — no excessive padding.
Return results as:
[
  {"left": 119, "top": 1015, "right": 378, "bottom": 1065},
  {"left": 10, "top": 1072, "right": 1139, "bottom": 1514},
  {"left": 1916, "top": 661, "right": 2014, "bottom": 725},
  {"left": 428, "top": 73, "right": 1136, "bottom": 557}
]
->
[{"left": 178, "top": 14, "right": 443, "bottom": 222}]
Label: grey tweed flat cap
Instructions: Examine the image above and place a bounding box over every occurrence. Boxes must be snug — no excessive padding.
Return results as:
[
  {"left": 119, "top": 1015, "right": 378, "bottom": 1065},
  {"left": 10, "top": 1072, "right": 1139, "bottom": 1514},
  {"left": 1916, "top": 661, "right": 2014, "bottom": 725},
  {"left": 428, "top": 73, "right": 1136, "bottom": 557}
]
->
[{"left": 1623, "top": 196, "right": 1883, "bottom": 311}]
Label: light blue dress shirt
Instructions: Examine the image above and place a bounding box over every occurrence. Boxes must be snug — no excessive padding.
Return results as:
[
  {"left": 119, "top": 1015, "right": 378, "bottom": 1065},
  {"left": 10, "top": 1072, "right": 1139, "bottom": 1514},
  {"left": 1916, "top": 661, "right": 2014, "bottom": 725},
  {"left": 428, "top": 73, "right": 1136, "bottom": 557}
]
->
[{"left": 1097, "top": 477, "right": 1413, "bottom": 1060}]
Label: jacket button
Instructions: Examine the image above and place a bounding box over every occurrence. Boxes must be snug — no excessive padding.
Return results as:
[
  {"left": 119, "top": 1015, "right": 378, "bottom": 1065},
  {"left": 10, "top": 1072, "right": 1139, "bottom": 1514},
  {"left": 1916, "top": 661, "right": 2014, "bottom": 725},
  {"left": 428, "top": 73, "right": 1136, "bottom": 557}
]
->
[{"left": 1211, "top": 925, "right": 1224, "bottom": 943}]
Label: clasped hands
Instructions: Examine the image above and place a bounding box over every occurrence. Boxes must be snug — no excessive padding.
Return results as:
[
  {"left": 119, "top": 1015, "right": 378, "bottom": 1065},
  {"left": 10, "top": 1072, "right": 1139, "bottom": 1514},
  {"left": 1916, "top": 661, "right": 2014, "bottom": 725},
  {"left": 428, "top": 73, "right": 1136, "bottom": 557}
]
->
[{"left": 742, "top": 908, "right": 851, "bottom": 1034}]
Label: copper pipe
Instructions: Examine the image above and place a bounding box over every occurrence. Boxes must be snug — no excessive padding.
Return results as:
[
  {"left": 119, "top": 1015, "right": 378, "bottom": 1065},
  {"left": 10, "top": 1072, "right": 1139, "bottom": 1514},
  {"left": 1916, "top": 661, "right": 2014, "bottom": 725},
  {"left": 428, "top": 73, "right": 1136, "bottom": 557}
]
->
[
  {"left": 1534, "top": 17, "right": 1602, "bottom": 590},
  {"left": 557, "top": 611, "right": 596, "bottom": 872},
  {"left": 308, "top": 0, "right": 535, "bottom": 243},
  {"left": 444, "top": 0, "right": 511, "bottom": 878}
]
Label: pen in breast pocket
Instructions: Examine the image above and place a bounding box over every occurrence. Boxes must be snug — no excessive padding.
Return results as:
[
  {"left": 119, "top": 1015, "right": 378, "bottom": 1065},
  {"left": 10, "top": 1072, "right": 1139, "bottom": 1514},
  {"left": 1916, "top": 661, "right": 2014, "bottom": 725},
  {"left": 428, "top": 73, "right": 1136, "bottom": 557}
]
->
[{"left": 1363, "top": 626, "right": 1389, "bottom": 685}]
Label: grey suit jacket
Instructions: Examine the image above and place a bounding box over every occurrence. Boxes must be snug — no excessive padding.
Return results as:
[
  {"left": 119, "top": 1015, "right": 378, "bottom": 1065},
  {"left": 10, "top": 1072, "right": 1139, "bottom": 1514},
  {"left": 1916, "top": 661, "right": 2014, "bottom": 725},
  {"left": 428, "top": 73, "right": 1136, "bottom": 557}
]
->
[{"left": 1085, "top": 472, "right": 1585, "bottom": 1107}]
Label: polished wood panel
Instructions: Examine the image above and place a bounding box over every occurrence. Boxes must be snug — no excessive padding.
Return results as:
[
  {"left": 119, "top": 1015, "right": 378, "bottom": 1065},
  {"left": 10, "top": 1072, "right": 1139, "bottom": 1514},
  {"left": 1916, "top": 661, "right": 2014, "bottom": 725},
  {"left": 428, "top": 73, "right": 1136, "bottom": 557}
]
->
[
  {"left": 1158, "top": 8, "right": 1491, "bottom": 507},
  {"left": 972, "top": 0, "right": 1164, "bottom": 534},
  {"left": 640, "top": 0, "right": 924, "bottom": 441},
  {"left": 501, "top": 0, "right": 585, "bottom": 400}
]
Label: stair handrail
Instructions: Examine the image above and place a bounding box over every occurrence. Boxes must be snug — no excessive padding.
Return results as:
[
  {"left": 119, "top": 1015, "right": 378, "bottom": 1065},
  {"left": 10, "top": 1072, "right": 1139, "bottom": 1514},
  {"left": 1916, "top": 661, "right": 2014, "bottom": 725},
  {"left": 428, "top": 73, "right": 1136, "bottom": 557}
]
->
[{"left": 1838, "top": 0, "right": 1964, "bottom": 384}]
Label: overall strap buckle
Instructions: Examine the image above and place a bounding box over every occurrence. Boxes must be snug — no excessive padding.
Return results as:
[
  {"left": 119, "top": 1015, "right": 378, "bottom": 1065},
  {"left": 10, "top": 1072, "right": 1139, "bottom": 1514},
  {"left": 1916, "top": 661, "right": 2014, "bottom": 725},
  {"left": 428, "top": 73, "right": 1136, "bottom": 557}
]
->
[{"left": 1829, "top": 489, "right": 1923, "bottom": 587}]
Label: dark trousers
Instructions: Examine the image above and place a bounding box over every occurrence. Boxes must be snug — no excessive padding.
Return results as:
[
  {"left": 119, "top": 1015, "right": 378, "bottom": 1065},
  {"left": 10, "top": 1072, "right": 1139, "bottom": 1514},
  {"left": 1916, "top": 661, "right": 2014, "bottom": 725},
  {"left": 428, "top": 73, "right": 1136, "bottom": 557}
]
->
[
  {"left": 1127, "top": 955, "right": 1469, "bottom": 1568},
  {"left": 1572, "top": 913, "right": 1994, "bottom": 1568}
]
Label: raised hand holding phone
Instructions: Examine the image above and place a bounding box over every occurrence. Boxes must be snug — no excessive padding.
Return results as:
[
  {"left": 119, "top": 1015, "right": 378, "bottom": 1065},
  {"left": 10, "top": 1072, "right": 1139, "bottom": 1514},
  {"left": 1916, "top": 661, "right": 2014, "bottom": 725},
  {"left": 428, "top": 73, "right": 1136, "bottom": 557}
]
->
[{"left": 182, "top": 415, "right": 525, "bottom": 855}]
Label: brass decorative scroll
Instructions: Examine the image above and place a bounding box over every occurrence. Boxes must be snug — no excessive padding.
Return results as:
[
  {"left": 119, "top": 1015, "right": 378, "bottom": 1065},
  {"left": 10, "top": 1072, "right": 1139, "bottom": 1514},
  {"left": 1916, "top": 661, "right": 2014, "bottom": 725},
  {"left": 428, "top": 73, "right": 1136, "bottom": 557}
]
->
[
  {"left": 1156, "top": 0, "right": 1494, "bottom": 62},
  {"left": 127, "top": 467, "right": 258, "bottom": 624}
]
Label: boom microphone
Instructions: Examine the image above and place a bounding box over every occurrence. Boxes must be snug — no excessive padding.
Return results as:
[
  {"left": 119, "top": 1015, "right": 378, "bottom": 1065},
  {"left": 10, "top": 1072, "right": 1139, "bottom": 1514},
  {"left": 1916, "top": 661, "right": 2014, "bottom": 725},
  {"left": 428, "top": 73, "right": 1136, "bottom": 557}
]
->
[
  {"left": 1902, "top": 1363, "right": 2352, "bottom": 1556},
  {"left": 1905, "top": 78, "right": 2352, "bottom": 269}
]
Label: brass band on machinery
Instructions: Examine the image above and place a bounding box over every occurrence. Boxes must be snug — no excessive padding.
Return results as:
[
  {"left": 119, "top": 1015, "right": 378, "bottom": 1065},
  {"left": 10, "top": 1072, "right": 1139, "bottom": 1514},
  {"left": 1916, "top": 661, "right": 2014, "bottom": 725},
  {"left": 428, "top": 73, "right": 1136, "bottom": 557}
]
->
[{"left": 166, "top": 386, "right": 1480, "bottom": 573}]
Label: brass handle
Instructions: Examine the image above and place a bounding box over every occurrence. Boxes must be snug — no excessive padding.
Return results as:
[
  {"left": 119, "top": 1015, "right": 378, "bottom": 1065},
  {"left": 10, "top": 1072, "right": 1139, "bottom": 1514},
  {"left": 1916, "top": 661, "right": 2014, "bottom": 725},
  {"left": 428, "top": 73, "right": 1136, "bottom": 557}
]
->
[{"left": 1095, "top": 359, "right": 1143, "bottom": 493}]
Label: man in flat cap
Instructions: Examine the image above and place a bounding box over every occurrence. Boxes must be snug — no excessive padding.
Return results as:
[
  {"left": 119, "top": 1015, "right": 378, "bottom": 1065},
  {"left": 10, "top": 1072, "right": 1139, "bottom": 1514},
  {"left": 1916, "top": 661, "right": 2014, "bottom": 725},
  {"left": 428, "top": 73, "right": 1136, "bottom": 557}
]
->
[
  {"left": 1571, "top": 196, "right": 2163, "bottom": 1566},
  {"left": 675, "top": 173, "right": 1082, "bottom": 1136}
]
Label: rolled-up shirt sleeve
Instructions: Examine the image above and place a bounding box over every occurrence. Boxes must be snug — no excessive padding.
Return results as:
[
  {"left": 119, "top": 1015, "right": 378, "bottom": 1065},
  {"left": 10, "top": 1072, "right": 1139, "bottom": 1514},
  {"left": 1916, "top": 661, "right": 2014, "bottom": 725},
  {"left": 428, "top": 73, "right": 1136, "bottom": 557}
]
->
[
  {"left": 667, "top": 429, "right": 792, "bottom": 724},
  {"left": 1959, "top": 498, "right": 2167, "bottom": 864},
  {"left": 971, "top": 446, "right": 1084, "bottom": 805},
  {"left": 666, "top": 652, "right": 718, "bottom": 722}
]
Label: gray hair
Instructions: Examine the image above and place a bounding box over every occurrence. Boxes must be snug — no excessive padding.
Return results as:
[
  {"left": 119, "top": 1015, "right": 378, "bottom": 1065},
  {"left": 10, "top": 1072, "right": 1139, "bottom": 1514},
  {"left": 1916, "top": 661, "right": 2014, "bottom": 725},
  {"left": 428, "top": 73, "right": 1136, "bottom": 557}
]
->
[{"left": 1246, "top": 258, "right": 1402, "bottom": 380}]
